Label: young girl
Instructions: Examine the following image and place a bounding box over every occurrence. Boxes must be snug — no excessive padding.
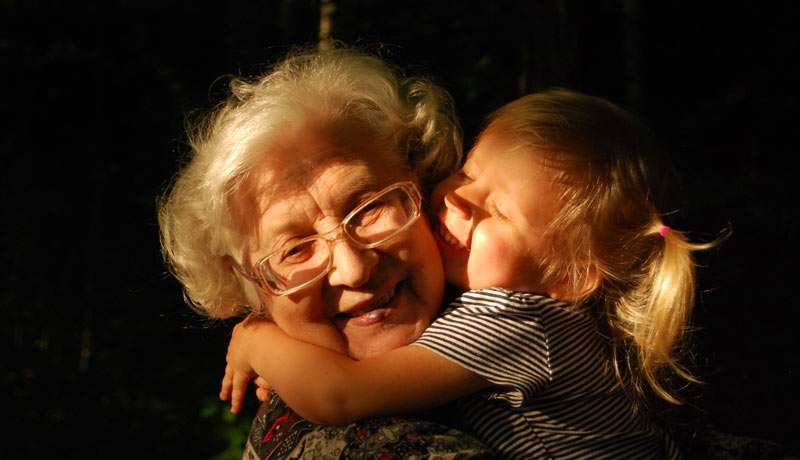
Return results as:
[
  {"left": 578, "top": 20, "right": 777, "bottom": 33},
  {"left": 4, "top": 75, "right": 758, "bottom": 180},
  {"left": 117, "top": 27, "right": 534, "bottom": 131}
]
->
[{"left": 221, "top": 89, "right": 715, "bottom": 459}]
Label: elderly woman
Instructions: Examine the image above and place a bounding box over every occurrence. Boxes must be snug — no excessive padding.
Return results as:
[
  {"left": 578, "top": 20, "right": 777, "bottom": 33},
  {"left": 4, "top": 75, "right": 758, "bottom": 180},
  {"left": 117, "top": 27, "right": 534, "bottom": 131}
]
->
[{"left": 158, "top": 47, "right": 491, "bottom": 458}]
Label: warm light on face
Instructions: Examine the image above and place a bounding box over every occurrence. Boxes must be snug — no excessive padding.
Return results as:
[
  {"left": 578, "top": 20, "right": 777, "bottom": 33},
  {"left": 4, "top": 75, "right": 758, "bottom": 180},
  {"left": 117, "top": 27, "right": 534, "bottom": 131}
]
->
[
  {"left": 230, "top": 181, "right": 422, "bottom": 296},
  {"left": 229, "top": 121, "right": 444, "bottom": 359},
  {"left": 431, "top": 133, "right": 563, "bottom": 296}
]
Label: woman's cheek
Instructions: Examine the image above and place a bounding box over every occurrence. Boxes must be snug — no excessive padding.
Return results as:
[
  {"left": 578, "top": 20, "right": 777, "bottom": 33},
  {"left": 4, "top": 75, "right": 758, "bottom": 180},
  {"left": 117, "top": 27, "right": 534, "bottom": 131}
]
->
[{"left": 408, "top": 221, "right": 445, "bottom": 304}]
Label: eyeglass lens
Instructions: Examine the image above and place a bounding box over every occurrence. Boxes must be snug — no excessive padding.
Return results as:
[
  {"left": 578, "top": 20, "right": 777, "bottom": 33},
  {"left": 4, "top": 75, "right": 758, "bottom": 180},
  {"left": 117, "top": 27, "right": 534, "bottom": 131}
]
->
[
  {"left": 345, "top": 188, "right": 416, "bottom": 243},
  {"left": 262, "top": 186, "right": 417, "bottom": 291}
]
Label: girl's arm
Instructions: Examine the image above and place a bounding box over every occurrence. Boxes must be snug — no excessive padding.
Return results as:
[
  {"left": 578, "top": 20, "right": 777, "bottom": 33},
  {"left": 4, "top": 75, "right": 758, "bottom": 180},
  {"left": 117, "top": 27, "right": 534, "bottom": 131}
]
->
[{"left": 220, "top": 317, "right": 490, "bottom": 425}]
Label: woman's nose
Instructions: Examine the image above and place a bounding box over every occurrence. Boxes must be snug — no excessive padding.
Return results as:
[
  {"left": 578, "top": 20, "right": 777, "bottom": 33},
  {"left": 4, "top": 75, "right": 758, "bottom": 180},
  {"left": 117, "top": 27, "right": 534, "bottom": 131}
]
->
[{"left": 327, "top": 239, "right": 379, "bottom": 288}]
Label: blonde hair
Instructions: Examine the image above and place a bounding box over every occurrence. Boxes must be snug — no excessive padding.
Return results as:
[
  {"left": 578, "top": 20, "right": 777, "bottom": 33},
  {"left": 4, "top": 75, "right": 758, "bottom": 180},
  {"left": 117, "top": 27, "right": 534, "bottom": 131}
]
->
[
  {"left": 484, "top": 89, "right": 720, "bottom": 404},
  {"left": 158, "top": 45, "right": 462, "bottom": 318}
]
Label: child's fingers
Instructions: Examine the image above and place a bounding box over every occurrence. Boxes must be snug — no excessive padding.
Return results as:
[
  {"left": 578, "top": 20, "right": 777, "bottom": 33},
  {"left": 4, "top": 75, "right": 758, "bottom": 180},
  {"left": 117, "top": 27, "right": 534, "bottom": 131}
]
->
[
  {"left": 230, "top": 371, "right": 249, "bottom": 414},
  {"left": 253, "top": 376, "right": 271, "bottom": 390},
  {"left": 253, "top": 376, "right": 271, "bottom": 401},
  {"left": 220, "top": 365, "right": 234, "bottom": 401}
]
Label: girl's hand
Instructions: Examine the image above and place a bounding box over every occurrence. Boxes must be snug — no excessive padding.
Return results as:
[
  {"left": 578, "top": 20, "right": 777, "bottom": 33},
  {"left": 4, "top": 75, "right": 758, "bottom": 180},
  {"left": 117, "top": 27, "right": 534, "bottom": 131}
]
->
[
  {"left": 220, "top": 364, "right": 254, "bottom": 414},
  {"left": 219, "top": 315, "right": 267, "bottom": 413},
  {"left": 253, "top": 376, "right": 271, "bottom": 402}
]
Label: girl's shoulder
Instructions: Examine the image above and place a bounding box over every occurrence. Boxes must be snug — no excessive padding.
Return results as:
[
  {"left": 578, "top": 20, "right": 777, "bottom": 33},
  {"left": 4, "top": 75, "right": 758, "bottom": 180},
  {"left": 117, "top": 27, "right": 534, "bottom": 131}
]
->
[
  {"left": 454, "top": 287, "right": 569, "bottom": 310},
  {"left": 447, "top": 288, "right": 594, "bottom": 329}
]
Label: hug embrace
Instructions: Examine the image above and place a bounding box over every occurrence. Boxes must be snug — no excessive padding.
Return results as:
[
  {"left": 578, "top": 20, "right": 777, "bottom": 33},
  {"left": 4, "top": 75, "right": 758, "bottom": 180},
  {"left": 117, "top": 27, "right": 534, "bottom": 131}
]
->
[{"left": 159, "top": 44, "right": 718, "bottom": 459}]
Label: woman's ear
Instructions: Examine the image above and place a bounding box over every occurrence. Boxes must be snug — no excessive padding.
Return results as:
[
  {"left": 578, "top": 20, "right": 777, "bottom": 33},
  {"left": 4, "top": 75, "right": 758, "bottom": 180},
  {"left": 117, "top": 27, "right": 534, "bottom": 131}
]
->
[{"left": 222, "top": 254, "right": 236, "bottom": 272}]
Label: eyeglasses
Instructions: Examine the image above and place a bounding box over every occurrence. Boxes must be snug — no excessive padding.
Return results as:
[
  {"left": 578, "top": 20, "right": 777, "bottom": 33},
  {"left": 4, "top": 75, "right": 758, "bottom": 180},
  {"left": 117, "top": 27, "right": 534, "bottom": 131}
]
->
[{"left": 227, "top": 181, "right": 422, "bottom": 296}]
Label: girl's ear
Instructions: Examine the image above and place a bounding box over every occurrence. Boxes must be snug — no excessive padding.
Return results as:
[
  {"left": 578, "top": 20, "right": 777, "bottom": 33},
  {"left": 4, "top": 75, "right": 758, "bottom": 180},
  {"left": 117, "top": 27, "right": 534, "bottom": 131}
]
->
[
  {"left": 577, "top": 262, "right": 602, "bottom": 298},
  {"left": 549, "top": 262, "right": 602, "bottom": 302}
]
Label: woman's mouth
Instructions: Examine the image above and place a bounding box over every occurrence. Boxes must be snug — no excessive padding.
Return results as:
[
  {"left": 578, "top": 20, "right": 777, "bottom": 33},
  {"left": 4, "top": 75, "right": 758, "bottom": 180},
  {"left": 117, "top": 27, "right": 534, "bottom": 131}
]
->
[
  {"left": 335, "top": 280, "right": 403, "bottom": 326},
  {"left": 436, "top": 221, "right": 468, "bottom": 251}
]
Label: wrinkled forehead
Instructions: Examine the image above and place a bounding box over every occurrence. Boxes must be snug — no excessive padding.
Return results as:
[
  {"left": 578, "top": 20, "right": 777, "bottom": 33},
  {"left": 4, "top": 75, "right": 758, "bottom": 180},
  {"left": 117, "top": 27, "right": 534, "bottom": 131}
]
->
[
  {"left": 245, "top": 152, "right": 382, "bottom": 213},
  {"left": 228, "top": 120, "right": 409, "bottom": 243}
]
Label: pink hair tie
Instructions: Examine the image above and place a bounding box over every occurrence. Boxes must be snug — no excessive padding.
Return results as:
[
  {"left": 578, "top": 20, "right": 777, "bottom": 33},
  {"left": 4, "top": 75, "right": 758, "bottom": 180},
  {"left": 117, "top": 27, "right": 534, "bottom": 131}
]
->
[{"left": 658, "top": 225, "right": 671, "bottom": 237}]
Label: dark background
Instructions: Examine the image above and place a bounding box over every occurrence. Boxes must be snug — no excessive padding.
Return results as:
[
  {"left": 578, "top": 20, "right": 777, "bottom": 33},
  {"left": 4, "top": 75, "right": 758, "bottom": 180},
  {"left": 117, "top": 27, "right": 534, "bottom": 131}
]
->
[{"left": 3, "top": 1, "right": 798, "bottom": 458}]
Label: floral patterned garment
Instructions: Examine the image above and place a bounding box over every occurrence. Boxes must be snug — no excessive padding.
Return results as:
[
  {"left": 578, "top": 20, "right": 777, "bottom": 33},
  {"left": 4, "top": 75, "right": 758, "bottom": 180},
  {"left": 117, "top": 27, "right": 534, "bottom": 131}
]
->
[{"left": 242, "top": 392, "right": 494, "bottom": 460}]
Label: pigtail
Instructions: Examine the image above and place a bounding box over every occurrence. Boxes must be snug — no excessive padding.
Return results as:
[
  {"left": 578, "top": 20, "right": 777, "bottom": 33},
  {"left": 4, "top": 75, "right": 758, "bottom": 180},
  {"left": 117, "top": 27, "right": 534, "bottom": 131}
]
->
[
  {"left": 618, "top": 224, "right": 715, "bottom": 404},
  {"left": 484, "top": 89, "right": 728, "bottom": 405}
]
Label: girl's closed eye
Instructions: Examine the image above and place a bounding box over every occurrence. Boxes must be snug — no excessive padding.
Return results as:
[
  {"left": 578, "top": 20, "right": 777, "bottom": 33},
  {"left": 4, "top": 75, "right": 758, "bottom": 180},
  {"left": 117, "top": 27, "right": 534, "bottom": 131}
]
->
[{"left": 489, "top": 203, "right": 508, "bottom": 219}]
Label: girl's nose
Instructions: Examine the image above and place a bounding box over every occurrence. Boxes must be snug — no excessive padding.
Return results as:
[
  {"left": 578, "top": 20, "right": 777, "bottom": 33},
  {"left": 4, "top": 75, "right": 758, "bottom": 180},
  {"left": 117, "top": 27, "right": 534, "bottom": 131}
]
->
[
  {"left": 327, "top": 239, "right": 379, "bottom": 288},
  {"left": 443, "top": 190, "right": 473, "bottom": 220},
  {"left": 438, "top": 188, "right": 477, "bottom": 249}
]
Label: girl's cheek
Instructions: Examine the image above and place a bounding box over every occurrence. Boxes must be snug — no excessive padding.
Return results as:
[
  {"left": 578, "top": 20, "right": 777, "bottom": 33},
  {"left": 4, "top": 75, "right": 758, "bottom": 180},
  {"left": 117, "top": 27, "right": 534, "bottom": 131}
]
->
[
  {"left": 470, "top": 219, "right": 547, "bottom": 291},
  {"left": 467, "top": 231, "right": 518, "bottom": 288}
]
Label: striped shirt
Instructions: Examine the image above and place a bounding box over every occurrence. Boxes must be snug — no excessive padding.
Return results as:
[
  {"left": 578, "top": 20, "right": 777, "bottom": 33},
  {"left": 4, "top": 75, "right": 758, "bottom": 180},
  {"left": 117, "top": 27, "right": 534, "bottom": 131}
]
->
[{"left": 414, "top": 288, "right": 680, "bottom": 459}]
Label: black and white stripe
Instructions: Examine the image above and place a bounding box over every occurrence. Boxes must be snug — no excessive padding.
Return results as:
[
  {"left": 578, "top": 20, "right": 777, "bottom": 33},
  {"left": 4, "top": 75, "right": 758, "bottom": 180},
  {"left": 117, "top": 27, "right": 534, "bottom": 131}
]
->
[{"left": 415, "top": 288, "right": 680, "bottom": 459}]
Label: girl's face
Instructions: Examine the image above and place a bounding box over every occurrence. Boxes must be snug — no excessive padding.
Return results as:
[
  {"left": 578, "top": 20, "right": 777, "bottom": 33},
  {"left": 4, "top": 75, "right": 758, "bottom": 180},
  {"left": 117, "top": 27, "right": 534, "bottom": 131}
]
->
[{"left": 430, "top": 132, "right": 563, "bottom": 296}]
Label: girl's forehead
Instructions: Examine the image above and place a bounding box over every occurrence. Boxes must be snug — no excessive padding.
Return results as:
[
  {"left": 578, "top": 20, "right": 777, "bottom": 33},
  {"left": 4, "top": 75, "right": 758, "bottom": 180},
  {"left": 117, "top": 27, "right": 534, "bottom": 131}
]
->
[{"left": 468, "top": 133, "right": 540, "bottom": 170}]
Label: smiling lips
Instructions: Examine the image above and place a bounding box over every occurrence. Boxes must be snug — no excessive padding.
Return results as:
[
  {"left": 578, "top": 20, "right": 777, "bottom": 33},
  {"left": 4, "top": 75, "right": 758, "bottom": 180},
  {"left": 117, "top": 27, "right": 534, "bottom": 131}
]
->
[
  {"left": 436, "top": 219, "right": 469, "bottom": 251},
  {"left": 335, "top": 280, "right": 402, "bottom": 325},
  {"left": 335, "top": 219, "right": 462, "bottom": 326}
]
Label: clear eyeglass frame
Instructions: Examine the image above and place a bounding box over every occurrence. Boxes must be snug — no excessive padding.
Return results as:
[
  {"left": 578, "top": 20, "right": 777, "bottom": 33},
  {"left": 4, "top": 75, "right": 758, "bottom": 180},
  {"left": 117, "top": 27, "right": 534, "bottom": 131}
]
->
[{"left": 226, "top": 180, "right": 422, "bottom": 296}]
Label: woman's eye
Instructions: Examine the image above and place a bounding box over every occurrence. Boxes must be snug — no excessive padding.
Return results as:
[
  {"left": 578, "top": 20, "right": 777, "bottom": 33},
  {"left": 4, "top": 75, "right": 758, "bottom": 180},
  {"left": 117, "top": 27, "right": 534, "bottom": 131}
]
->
[
  {"left": 354, "top": 201, "right": 387, "bottom": 226},
  {"left": 281, "top": 243, "right": 314, "bottom": 264}
]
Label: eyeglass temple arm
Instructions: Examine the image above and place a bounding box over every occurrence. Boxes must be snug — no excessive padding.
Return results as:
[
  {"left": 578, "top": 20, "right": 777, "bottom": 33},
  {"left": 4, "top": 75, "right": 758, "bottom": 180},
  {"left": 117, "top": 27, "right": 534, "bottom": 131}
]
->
[{"left": 222, "top": 254, "right": 260, "bottom": 283}]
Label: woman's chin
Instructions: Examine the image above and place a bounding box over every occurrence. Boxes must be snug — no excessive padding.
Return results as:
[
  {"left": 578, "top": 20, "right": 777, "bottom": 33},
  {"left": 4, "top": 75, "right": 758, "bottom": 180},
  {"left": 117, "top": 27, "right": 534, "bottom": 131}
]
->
[{"left": 443, "top": 266, "right": 469, "bottom": 291}]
